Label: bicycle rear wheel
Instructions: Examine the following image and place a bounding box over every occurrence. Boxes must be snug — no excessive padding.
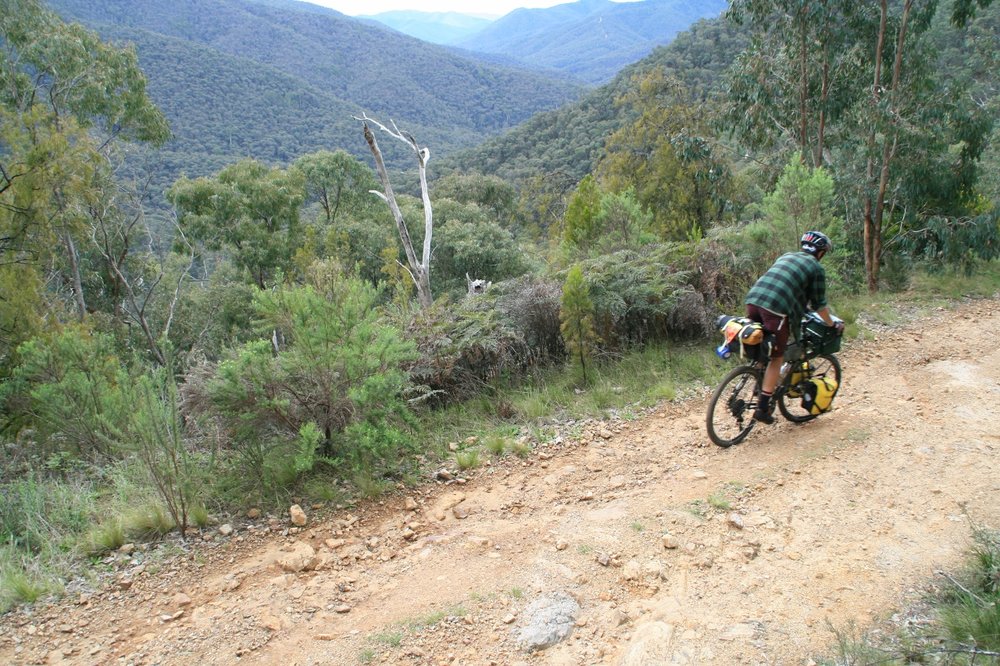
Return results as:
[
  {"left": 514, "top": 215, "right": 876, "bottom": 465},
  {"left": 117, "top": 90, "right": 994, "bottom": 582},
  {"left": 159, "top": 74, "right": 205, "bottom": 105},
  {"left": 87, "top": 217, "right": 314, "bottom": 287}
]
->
[
  {"left": 706, "top": 365, "right": 761, "bottom": 447},
  {"left": 777, "top": 354, "right": 842, "bottom": 423}
]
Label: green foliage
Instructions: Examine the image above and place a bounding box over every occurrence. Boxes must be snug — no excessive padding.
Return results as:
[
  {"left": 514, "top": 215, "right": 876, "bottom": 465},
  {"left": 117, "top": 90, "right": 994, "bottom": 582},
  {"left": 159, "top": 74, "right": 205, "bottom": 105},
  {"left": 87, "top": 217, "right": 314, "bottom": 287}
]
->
[
  {"left": 895, "top": 213, "right": 1000, "bottom": 277},
  {"left": 758, "top": 155, "right": 841, "bottom": 250},
  {"left": 126, "top": 367, "right": 202, "bottom": 535},
  {"left": 122, "top": 503, "right": 175, "bottom": 540},
  {"left": 0, "top": 569, "right": 51, "bottom": 609},
  {"left": 0, "top": 0, "right": 167, "bottom": 367},
  {"left": 293, "top": 422, "right": 325, "bottom": 476},
  {"left": 574, "top": 244, "right": 704, "bottom": 345},
  {"left": 0, "top": 0, "right": 168, "bottom": 143},
  {"left": 165, "top": 263, "right": 260, "bottom": 363},
  {"left": 0, "top": 475, "right": 96, "bottom": 555},
  {"left": 562, "top": 175, "right": 602, "bottom": 248},
  {"left": 600, "top": 70, "right": 733, "bottom": 240},
  {"left": 432, "top": 217, "right": 531, "bottom": 297},
  {"left": 405, "top": 275, "right": 563, "bottom": 399},
  {"left": 432, "top": 172, "right": 518, "bottom": 229},
  {"left": 194, "top": 273, "right": 418, "bottom": 495},
  {"left": 726, "top": 0, "right": 999, "bottom": 287},
  {"left": 1, "top": 326, "right": 130, "bottom": 460},
  {"left": 939, "top": 526, "right": 1000, "bottom": 650},
  {"left": 168, "top": 159, "right": 305, "bottom": 288},
  {"left": 560, "top": 265, "right": 599, "bottom": 382},
  {"left": 293, "top": 150, "right": 380, "bottom": 226},
  {"left": 454, "top": 448, "right": 481, "bottom": 470},
  {"left": 83, "top": 520, "right": 126, "bottom": 556}
]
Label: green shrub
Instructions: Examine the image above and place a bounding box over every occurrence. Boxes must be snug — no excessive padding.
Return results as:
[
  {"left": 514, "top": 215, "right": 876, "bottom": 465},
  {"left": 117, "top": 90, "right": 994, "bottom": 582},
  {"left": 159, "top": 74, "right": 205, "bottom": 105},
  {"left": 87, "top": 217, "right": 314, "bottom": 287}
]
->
[
  {"left": 573, "top": 244, "right": 706, "bottom": 345},
  {"left": 560, "top": 264, "right": 599, "bottom": 383},
  {"left": 484, "top": 435, "right": 508, "bottom": 456},
  {"left": 940, "top": 526, "right": 1000, "bottom": 651},
  {"left": 432, "top": 217, "right": 530, "bottom": 297},
  {"left": 406, "top": 276, "right": 563, "bottom": 400},
  {"left": 1, "top": 569, "right": 50, "bottom": 607},
  {"left": 128, "top": 368, "right": 203, "bottom": 535},
  {"left": 190, "top": 275, "right": 418, "bottom": 496},
  {"left": 1, "top": 325, "right": 130, "bottom": 460}
]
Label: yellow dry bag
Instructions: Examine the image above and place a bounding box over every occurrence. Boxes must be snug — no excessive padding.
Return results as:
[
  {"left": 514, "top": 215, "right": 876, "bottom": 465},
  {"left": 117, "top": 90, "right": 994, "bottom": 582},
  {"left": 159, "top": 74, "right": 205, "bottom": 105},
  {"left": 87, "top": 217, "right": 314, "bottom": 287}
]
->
[{"left": 801, "top": 376, "right": 838, "bottom": 415}]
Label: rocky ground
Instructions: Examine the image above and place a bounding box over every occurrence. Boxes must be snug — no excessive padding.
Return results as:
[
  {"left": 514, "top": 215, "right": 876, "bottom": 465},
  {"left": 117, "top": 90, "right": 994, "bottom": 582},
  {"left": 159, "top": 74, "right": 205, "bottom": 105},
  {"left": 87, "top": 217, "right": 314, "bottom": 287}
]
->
[{"left": 2, "top": 297, "right": 999, "bottom": 666}]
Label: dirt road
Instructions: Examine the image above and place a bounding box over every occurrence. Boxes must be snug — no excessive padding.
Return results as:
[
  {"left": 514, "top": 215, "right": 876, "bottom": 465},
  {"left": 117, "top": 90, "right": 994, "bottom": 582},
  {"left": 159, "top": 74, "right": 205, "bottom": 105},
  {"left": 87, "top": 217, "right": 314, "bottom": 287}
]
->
[{"left": 2, "top": 297, "right": 999, "bottom": 666}]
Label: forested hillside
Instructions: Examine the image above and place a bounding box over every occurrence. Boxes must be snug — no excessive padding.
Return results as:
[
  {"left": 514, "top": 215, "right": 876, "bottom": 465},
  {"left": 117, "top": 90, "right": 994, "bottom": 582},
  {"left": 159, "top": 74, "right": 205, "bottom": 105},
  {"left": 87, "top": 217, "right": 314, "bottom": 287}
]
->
[
  {"left": 44, "top": 0, "right": 583, "bottom": 184},
  {"left": 457, "top": 0, "right": 727, "bottom": 83},
  {"left": 1, "top": 0, "right": 998, "bottom": 625},
  {"left": 440, "top": 16, "right": 748, "bottom": 197}
]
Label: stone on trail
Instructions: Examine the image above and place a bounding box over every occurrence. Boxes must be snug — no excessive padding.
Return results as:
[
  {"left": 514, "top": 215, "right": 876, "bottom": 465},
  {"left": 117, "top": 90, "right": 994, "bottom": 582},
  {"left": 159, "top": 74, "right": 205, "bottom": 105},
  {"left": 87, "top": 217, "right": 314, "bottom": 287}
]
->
[
  {"left": 513, "top": 591, "right": 580, "bottom": 652},
  {"left": 289, "top": 504, "right": 307, "bottom": 526},
  {"left": 620, "top": 620, "right": 675, "bottom": 665},
  {"left": 276, "top": 541, "right": 319, "bottom": 573}
]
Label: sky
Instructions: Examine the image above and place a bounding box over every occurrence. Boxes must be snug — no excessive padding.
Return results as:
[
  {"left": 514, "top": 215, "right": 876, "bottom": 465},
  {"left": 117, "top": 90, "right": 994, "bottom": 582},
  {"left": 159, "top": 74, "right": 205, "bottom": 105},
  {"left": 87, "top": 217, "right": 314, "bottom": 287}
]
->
[{"left": 308, "top": 0, "right": 627, "bottom": 18}]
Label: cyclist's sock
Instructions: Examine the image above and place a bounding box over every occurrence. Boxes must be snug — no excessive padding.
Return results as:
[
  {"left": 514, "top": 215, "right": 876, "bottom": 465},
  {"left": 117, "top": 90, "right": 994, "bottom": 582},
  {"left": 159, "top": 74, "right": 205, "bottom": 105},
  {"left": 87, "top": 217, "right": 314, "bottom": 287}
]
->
[{"left": 754, "top": 391, "right": 775, "bottom": 424}]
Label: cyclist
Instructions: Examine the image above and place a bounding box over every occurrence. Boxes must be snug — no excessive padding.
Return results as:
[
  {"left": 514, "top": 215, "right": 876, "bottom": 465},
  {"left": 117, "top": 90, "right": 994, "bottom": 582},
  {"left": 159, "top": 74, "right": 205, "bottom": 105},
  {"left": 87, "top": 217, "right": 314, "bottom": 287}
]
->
[{"left": 744, "top": 230, "right": 844, "bottom": 424}]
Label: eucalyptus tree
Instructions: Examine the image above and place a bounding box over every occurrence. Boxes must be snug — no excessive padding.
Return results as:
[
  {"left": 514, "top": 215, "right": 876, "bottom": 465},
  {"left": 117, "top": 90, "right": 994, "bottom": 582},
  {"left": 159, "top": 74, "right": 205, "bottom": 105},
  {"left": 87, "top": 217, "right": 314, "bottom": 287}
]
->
[
  {"left": 726, "top": 0, "right": 863, "bottom": 167},
  {"left": 0, "top": 0, "right": 168, "bottom": 367},
  {"left": 725, "top": 0, "right": 996, "bottom": 292},
  {"left": 599, "top": 70, "right": 731, "bottom": 240},
  {"left": 167, "top": 159, "right": 306, "bottom": 290},
  {"left": 856, "top": 0, "right": 995, "bottom": 291},
  {"left": 293, "top": 149, "right": 379, "bottom": 226}
]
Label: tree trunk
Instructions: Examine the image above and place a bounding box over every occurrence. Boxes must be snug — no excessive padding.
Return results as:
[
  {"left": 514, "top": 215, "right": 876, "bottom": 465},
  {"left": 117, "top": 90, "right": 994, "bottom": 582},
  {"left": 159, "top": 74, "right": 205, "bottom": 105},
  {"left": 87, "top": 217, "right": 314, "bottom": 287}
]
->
[
  {"left": 798, "top": 16, "right": 809, "bottom": 158},
  {"left": 867, "top": 0, "right": 913, "bottom": 293},
  {"left": 863, "top": 0, "right": 890, "bottom": 293},
  {"left": 815, "top": 42, "right": 831, "bottom": 167},
  {"left": 360, "top": 116, "right": 433, "bottom": 308},
  {"left": 63, "top": 232, "right": 87, "bottom": 320}
]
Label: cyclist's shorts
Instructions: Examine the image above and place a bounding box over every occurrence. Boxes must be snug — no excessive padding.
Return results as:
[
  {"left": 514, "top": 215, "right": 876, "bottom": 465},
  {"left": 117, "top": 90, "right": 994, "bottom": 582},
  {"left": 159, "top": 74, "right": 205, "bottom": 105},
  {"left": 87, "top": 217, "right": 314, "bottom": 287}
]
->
[{"left": 746, "top": 304, "right": 787, "bottom": 359}]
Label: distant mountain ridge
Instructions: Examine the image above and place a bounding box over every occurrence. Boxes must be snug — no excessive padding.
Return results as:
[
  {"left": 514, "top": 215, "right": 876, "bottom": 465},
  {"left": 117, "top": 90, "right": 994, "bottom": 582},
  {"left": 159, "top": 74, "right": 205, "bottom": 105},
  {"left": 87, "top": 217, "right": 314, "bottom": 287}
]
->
[
  {"left": 361, "top": 10, "right": 495, "bottom": 45},
  {"left": 458, "top": 0, "right": 728, "bottom": 84},
  {"left": 44, "top": 0, "right": 583, "bottom": 187},
  {"left": 439, "top": 16, "right": 749, "bottom": 188}
]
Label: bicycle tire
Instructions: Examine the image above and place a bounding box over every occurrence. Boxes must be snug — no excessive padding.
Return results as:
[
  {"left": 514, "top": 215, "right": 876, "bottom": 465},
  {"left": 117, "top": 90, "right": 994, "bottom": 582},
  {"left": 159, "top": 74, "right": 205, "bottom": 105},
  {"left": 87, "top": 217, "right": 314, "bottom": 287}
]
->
[
  {"left": 706, "top": 364, "right": 761, "bottom": 447},
  {"left": 777, "top": 354, "right": 842, "bottom": 423}
]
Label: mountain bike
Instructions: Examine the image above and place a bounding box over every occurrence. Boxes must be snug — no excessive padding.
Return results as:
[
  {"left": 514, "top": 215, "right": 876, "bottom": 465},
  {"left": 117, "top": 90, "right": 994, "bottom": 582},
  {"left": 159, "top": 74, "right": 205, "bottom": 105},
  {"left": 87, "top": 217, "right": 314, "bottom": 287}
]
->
[{"left": 705, "top": 313, "right": 843, "bottom": 448}]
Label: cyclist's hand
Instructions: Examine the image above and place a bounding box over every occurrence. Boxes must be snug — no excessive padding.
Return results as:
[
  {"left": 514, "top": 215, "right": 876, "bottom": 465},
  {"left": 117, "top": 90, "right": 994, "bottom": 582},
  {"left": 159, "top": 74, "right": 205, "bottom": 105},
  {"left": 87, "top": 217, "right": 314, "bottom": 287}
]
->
[{"left": 834, "top": 321, "right": 845, "bottom": 334}]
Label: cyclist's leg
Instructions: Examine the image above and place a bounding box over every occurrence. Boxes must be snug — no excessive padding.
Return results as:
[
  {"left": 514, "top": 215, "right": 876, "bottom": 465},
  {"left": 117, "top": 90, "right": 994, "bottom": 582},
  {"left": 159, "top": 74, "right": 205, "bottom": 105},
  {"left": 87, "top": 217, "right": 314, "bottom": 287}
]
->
[{"left": 746, "top": 304, "right": 789, "bottom": 422}]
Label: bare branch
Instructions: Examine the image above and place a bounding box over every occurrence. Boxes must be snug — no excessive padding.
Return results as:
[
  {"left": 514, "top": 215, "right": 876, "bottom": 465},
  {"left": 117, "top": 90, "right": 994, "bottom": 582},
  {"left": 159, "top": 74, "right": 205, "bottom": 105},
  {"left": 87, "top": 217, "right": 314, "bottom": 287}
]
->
[{"left": 357, "top": 114, "right": 434, "bottom": 308}]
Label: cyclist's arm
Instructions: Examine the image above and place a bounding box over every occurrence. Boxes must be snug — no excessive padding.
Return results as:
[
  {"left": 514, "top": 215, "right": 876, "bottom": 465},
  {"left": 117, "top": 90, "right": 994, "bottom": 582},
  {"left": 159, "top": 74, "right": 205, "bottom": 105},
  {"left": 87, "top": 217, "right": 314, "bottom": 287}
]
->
[
  {"left": 816, "top": 305, "right": 846, "bottom": 333},
  {"left": 816, "top": 306, "right": 835, "bottom": 326}
]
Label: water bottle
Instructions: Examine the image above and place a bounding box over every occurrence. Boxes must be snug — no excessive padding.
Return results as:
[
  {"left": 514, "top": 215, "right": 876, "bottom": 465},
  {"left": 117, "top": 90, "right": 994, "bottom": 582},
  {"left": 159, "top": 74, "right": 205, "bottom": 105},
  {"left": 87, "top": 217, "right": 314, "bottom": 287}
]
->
[{"left": 715, "top": 343, "right": 731, "bottom": 360}]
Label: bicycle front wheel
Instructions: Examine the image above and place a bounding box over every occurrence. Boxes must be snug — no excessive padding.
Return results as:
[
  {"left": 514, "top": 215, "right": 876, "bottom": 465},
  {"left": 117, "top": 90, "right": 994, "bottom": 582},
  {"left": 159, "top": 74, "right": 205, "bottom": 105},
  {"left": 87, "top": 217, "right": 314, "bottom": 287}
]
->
[
  {"left": 777, "top": 354, "right": 842, "bottom": 423},
  {"left": 706, "top": 365, "right": 761, "bottom": 447}
]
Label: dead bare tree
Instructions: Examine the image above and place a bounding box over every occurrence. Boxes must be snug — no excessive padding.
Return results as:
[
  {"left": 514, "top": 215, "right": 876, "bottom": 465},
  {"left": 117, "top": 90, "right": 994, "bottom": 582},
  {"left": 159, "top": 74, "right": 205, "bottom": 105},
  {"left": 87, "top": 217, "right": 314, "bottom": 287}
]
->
[
  {"left": 357, "top": 114, "right": 433, "bottom": 308},
  {"left": 89, "top": 176, "right": 195, "bottom": 366}
]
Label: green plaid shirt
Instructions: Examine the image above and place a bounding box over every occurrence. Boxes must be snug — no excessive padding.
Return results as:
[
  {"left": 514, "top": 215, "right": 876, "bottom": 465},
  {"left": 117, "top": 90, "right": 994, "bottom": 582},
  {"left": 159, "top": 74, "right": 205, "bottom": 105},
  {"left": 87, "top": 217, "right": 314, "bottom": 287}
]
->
[{"left": 745, "top": 251, "right": 827, "bottom": 327}]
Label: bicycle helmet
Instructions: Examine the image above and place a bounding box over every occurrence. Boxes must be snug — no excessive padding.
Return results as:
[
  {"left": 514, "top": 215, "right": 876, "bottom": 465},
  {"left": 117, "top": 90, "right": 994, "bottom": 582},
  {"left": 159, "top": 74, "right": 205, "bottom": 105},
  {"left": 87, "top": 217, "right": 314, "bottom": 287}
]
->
[{"left": 800, "top": 230, "right": 831, "bottom": 257}]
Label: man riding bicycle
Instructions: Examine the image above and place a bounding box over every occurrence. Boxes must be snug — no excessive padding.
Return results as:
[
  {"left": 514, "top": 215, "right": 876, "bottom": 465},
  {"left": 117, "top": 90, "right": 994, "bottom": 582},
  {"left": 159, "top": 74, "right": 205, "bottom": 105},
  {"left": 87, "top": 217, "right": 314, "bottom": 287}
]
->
[{"left": 745, "top": 231, "right": 844, "bottom": 424}]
